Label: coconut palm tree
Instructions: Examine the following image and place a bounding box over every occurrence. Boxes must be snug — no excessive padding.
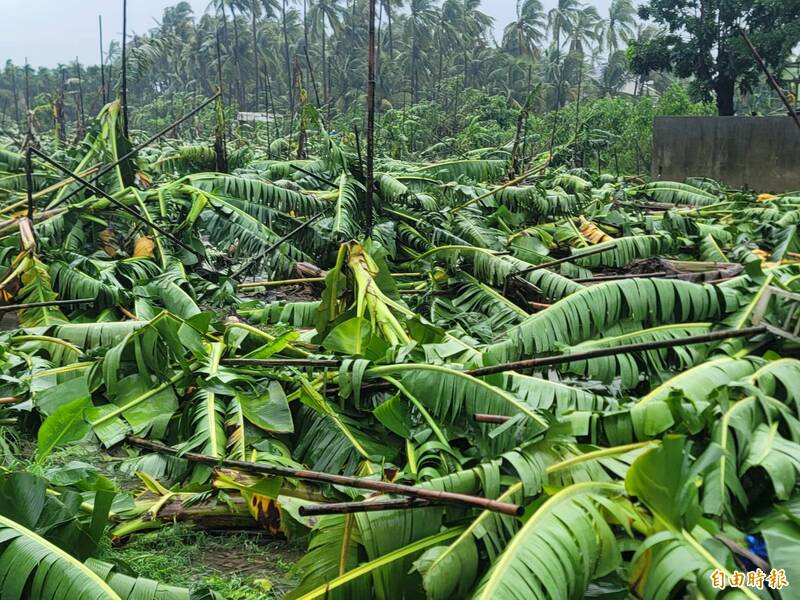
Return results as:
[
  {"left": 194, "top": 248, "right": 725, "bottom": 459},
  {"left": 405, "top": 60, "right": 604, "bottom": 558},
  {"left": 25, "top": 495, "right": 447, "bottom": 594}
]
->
[
  {"left": 404, "top": 0, "right": 438, "bottom": 103},
  {"left": 603, "top": 0, "right": 636, "bottom": 52},
  {"left": 309, "top": 0, "right": 345, "bottom": 120},
  {"left": 502, "top": 0, "right": 546, "bottom": 63}
]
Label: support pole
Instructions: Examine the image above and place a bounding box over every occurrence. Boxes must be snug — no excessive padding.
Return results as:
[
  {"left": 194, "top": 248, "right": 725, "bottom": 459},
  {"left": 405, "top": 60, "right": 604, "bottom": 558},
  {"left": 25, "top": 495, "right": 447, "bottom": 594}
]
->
[
  {"left": 738, "top": 28, "right": 800, "bottom": 131},
  {"left": 125, "top": 436, "right": 524, "bottom": 516},
  {"left": 510, "top": 244, "right": 616, "bottom": 279},
  {"left": 299, "top": 498, "right": 435, "bottom": 516},
  {"left": 99, "top": 15, "right": 107, "bottom": 105},
  {"left": 25, "top": 149, "right": 34, "bottom": 221},
  {"left": 0, "top": 298, "right": 94, "bottom": 313},
  {"left": 30, "top": 148, "right": 202, "bottom": 259},
  {"left": 49, "top": 93, "right": 219, "bottom": 210},
  {"left": 121, "top": 0, "right": 129, "bottom": 137},
  {"left": 364, "top": 0, "right": 377, "bottom": 236},
  {"left": 230, "top": 208, "right": 329, "bottom": 279},
  {"left": 465, "top": 326, "right": 767, "bottom": 378}
]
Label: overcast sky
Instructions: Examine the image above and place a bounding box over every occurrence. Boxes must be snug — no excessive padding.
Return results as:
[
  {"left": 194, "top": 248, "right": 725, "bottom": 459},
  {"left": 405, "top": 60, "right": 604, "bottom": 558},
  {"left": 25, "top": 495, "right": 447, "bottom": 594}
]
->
[{"left": 2, "top": 0, "right": 612, "bottom": 68}]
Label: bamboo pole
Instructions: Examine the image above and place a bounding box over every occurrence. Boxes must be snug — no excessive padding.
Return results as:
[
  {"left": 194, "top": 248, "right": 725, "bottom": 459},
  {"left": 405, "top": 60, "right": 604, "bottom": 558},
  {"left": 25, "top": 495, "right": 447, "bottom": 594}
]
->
[
  {"left": 327, "top": 325, "right": 769, "bottom": 396},
  {"left": 299, "top": 498, "right": 434, "bottom": 516},
  {"left": 474, "top": 413, "right": 511, "bottom": 424},
  {"left": 31, "top": 148, "right": 202, "bottom": 259},
  {"left": 0, "top": 397, "right": 19, "bottom": 406},
  {"left": 99, "top": 15, "right": 107, "bottom": 105},
  {"left": 465, "top": 326, "right": 767, "bottom": 378},
  {"left": 572, "top": 272, "right": 670, "bottom": 283},
  {"left": 221, "top": 358, "right": 340, "bottom": 368},
  {"left": 49, "top": 93, "right": 220, "bottom": 210},
  {"left": 228, "top": 328, "right": 768, "bottom": 397},
  {"left": 231, "top": 209, "right": 329, "bottom": 279},
  {"left": 364, "top": 0, "right": 377, "bottom": 236},
  {"left": 451, "top": 162, "right": 550, "bottom": 214},
  {"left": 239, "top": 272, "right": 421, "bottom": 290},
  {"left": 239, "top": 276, "right": 325, "bottom": 289},
  {"left": 126, "top": 436, "right": 524, "bottom": 517},
  {"left": 121, "top": 0, "right": 129, "bottom": 137},
  {"left": 738, "top": 28, "right": 800, "bottom": 131},
  {"left": 0, "top": 298, "right": 94, "bottom": 313},
  {"left": 24, "top": 148, "right": 34, "bottom": 222},
  {"left": 510, "top": 244, "right": 616, "bottom": 279}
]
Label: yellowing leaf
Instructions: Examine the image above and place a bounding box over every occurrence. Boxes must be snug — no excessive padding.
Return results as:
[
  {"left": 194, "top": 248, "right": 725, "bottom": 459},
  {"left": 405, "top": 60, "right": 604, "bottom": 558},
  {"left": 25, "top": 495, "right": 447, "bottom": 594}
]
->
[
  {"left": 578, "top": 216, "right": 614, "bottom": 244},
  {"left": 133, "top": 236, "right": 155, "bottom": 258},
  {"left": 99, "top": 228, "right": 119, "bottom": 257}
]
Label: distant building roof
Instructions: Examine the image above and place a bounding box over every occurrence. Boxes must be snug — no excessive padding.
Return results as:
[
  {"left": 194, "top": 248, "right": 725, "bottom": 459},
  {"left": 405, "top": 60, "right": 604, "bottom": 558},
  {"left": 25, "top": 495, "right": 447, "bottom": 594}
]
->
[{"left": 237, "top": 112, "right": 279, "bottom": 122}]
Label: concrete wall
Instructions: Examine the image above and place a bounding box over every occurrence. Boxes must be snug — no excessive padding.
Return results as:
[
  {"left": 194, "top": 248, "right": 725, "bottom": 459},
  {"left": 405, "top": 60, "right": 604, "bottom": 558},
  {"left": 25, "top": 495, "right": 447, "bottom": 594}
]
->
[{"left": 651, "top": 116, "right": 800, "bottom": 192}]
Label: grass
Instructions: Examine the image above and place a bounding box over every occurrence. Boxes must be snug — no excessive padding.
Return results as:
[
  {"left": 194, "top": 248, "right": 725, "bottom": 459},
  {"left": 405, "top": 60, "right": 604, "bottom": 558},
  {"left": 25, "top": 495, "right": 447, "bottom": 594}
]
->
[
  {"left": 10, "top": 437, "right": 301, "bottom": 599},
  {"left": 98, "top": 525, "right": 301, "bottom": 599}
]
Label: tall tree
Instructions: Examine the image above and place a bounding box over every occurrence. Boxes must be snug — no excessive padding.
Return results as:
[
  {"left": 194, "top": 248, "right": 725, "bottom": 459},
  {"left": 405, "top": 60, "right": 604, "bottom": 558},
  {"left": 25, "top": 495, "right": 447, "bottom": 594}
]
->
[
  {"left": 632, "top": 0, "right": 800, "bottom": 115},
  {"left": 603, "top": 0, "right": 635, "bottom": 52},
  {"left": 503, "top": 0, "right": 546, "bottom": 63},
  {"left": 309, "top": 0, "right": 344, "bottom": 122}
]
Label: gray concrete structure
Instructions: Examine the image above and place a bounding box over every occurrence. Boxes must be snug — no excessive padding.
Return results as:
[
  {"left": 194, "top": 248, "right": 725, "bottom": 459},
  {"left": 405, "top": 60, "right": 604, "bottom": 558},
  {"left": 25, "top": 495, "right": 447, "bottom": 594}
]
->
[{"left": 651, "top": 116, "right": 800, "bottom": 192}]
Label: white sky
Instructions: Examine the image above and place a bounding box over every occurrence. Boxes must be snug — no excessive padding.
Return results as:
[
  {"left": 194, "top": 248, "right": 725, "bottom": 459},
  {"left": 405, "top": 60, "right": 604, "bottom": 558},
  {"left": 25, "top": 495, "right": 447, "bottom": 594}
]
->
[{"left": 1, "top": 0, "right": 612, "bottom": 68}]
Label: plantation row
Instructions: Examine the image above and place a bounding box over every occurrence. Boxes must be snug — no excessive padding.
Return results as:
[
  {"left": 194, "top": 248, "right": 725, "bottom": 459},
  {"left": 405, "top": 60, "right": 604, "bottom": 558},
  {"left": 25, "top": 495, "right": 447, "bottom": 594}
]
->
[{"left": 0, "top": 100, "right": 798, "bottom": 599}]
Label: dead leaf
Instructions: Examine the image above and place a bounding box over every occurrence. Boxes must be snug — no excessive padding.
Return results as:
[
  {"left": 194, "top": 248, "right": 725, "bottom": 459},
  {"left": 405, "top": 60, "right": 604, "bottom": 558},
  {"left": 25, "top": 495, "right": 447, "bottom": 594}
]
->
[{"left": 133, "top": 235, "right": 155, "bottom": 258}]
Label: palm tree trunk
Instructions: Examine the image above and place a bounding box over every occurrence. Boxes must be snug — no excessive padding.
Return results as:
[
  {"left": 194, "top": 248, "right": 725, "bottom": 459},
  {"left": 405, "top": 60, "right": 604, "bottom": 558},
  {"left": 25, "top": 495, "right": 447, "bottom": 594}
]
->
[
  {"left": 386, "top": 2, "right": 394, "bottom": 59},
  {"left": 303, "top": 0, "right": 321, "bottom": 109},
  {"left": 321, "top": 16, "right": 329, "bottom": 124},
  {"left": 230, "top": 4, "right": 245, "bottom": 106},
  {"left": 281, "top": 0, "right": 294, "bottom": 131},
  {"left": 10, "top": 66, "right": 20, "bottom": 130},
  {"left": 575, "top": 51, "right": 583, "bottom": 141}
]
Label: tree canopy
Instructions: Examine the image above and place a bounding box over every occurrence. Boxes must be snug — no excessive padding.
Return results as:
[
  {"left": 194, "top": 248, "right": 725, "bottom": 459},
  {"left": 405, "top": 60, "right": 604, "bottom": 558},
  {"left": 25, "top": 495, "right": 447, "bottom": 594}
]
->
[{"left": 630, "top": 0, "right": 800, "bottom": 115}]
